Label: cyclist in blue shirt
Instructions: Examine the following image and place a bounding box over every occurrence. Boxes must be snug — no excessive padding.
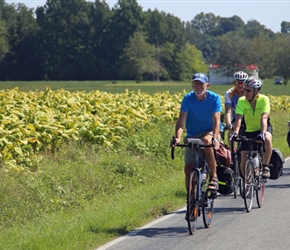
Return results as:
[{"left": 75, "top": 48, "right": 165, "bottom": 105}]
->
[{"left": 171, "top": 73, "right": 222, "bottom": 193}]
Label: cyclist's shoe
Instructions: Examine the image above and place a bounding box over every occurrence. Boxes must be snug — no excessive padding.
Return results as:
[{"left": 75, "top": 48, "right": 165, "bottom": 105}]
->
[
  {"left": 208, "top": 177, "right": 219, "bottom": 192},
  {"left": 262, "top": 165, "right": 271, "bottom": 178}
]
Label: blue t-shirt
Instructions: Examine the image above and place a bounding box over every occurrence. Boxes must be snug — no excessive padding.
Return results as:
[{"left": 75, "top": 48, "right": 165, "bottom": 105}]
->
[{"left": 180, "top": 90, "right": 222, "bottom": 136}]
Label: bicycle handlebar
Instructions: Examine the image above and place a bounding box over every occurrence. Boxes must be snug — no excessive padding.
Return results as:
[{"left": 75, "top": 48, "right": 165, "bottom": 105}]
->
[
  {"left": 230, "top": 135, "right": 265, "bottom": 152},
  {"left": 170, "top": 136, "right": 214, "bottom": 160}
]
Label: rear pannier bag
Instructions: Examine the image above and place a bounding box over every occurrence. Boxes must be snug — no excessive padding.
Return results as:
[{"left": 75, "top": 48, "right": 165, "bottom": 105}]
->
[
  {"left": 269, "top": 148, "right": 284, "bottom": 180},
  {"left": 217, "top": 166, "right": 234, "bottom": 194}
]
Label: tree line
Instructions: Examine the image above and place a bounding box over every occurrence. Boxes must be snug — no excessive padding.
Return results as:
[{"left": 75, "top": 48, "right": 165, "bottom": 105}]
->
[{"left": 0, "top": 0, "right": 290, "bottom": 83}]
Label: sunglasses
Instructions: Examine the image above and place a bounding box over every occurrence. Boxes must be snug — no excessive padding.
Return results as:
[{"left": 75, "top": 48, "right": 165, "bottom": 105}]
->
[
  {"left": 243, "top": 88, "right": 252, "bottom": 93},
  {"left": 235, "top": 81, "right": 244, "bottom": 85}
]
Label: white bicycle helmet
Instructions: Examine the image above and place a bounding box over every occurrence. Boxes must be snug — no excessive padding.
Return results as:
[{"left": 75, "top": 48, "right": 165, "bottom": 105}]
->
[
  {"left": 233, "top": 71, "right": 248, "bottom": 81},
  {"left": 244, "top": 77, "right": 263, "bottom": 89}
]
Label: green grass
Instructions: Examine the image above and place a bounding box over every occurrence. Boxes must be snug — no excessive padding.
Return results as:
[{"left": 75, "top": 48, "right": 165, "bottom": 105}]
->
[
  {"left": 0, "top": 80, "right": 289, "bottom": 249},
  {"left": 0, "top": 78, "right": 289, "bottom": 96},
  {"left": 0, "top": 122, "right": 186, "bottom": 249}
]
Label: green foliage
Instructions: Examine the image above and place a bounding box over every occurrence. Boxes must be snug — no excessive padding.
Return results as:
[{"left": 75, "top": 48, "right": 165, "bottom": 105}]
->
[
  {"left": 271, "top": 35, "right": 290, "bottom": 84},
  {"left": 121, "top": 32, "right": 159, "bottom": 81},
  {"left": 0, "top": 20, "right": 8, "bottom": 60},
  {"left": 173, "top": 43, "right": 207, "bottom": 81},
  {"left": 1, "top": 0, "right": 290, "bottom": 81},
  {"left": 281, "top": 21, "right": 290, "bottom": 33}
]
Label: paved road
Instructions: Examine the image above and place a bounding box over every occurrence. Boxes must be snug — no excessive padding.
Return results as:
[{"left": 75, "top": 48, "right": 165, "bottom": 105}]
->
[{"left": 97, "top": 157, "right": 290, "bottom": 250}]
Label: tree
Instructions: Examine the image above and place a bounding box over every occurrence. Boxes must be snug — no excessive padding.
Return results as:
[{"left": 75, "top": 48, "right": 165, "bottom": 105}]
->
[
  {"left": 244, "top": 19, "right": 274, "bottom": 39},
  {"left": 250, "top": 35, "right": 273, "bottom": 79},
  {"left": 36, "top": 0, "right": 98, "bottom": 80},
  {"left": 210, "top": 15, "right": 244, "bottom": 36},
  {"left": 120, "top": 32, "right": 159, "bottom": 81},
  {"left": 0, "top": 3, "right": 39, "bottom": 80},
  {"left": 174, "top": 43, "right": 208, "bottom": 81},
  {"left": 191, "top": 12, "right": 220, "bottom": 35},
  {"left": 185, "top": 21, "right": 219, "bottom": 64},
  {"left": 281, "top": 21, "right": 290, "bottom": 33},
  {"left": 0, "top": 20, "right": 9, "bottom": 62},
  {"left": 214, "top": 33, "right": 258, "bottom": 77},
  {"left": 102, "top": 0, "right": 144, "bottom": 79},
  {"left": 144, "top": 9, "right": 188, "bottom": 80},
  {"left": 271, "top": 35, "right": 290, "bottom": 85}
]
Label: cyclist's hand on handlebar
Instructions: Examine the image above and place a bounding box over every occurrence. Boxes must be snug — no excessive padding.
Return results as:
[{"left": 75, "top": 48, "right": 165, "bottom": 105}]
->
[
  {"left": 255, "top": 132, "right": 266, "bottom": 142},
  {"left": 229, "top": 132, "right": 238, "bottom": 141},
  {"left": 212, "top": 137, "right": 220, "bottom": 150},
  {"left": 170, "top": 136, "right": 180, "bottom": 147}
]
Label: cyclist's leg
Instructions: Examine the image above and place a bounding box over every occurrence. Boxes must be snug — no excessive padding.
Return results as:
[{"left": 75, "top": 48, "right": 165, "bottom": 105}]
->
[
  {"left": 261, "top": 130, "right": 273, "bottom": 178},
  {"left": 239, "top": 151, "right": 247, "bottom": 178},
  {"left": 202, "top": 133, "right": 219, "bottom": 190},
  {"left": 184, "top": 137, "right": 195, "bottom": 190},
  {"left": 184, "top": 162, "right": 194, "bottom": 190},
  {"left": 263, "top": 131, "right": 272, "bottom": 164}
]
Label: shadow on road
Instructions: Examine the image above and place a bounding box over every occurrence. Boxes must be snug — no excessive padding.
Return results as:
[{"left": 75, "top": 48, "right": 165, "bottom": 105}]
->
[
  {"left": 132, "top": 226, "right": 189, "bottom": 238},
  {"left": 265, "top": 183, "right": 290, "bottom": 189}
]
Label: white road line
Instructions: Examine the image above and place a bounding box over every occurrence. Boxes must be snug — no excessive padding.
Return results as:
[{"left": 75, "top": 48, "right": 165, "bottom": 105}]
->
[{"left": 95, "top": 207, "right": 185, "bottom": 250}]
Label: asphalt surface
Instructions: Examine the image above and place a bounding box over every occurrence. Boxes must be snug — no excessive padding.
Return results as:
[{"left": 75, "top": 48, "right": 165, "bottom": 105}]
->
[{"left": 97, "top": 157, "right": 290, "bottom": 250}]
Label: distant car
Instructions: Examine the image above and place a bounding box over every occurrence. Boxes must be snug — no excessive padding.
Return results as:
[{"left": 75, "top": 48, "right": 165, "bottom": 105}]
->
[{"left": 274, "top": 77, "right": 283, "bottom": 85}]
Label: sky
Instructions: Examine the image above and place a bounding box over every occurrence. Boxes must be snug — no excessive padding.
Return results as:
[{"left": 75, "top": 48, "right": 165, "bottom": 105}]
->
[{"left": 5, "top": 0, "right": 290, "bottom": 33}]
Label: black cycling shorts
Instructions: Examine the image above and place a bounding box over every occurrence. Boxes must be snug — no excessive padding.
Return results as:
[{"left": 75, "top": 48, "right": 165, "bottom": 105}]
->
[{"left": 240, "top": 125, "right": 272, "bottom": 151}]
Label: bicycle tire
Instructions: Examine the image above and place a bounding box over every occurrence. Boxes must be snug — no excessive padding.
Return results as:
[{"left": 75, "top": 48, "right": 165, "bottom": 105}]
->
[
  {"left": 187, "top": 170, "right": 199, "bottom": 235},
  {"left": 237, "top": 150, "right": 243, "bottom": 197},
  {"left": 232, "top": 156, "right": 240, "bottom": 198},
  {"left": 244, "top": 160, "right": 254, "bottom": 212},
  {"left": 202, "top": 188, "right": 214, "bottom": 228},
  {"left": 255, "top": 176, "right": 265, "bottom": 208}
]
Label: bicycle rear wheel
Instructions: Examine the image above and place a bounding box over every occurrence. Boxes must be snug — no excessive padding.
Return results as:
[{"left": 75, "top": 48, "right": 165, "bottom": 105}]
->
[
  {"left": 202, "top": 189, "right": 215, "bottom": 228},
  {"left": 256, "top": 176, "right": 265, "bottom": 208},
  {"left": 244, "top": 160, "right": 254, "bottom": 212},
  {"left": 187, "top": 170, "right": 199, "bottom": 235}
]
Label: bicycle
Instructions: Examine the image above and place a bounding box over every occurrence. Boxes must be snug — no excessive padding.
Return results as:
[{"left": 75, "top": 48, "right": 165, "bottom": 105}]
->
[
  {"left": 171, "top": 136, "right": 217, "bottom": 235},
  {"left": 230, "top": 135, "right": 266, "bottom": 212}
]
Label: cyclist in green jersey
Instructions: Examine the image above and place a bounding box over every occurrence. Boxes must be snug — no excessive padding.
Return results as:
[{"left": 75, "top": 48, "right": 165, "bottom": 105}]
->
[{"left": 231, "top": 77, "right": 272, "bottom": 178}]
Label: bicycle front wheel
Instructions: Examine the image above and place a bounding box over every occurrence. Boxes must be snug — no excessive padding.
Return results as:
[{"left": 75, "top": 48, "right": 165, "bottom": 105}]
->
[
  {"left": 256, "top": 176, "right": 265, "bottom": 208},
  {"left": 232, "top": 157, "right": 240, "bottom": 198},
  {"left": 202, "top": 190, "right": 215, "bottom": 228},
  {"left": 187, "top": 170, "right": 199, "bottom": 235},
  {"left": 244, "top": 160, "right": 254, "bottom": 212}
]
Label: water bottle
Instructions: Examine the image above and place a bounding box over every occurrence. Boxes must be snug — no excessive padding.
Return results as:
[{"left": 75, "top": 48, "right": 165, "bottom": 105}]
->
[
  {"left": 201, "top": 172, "right": 207, "bottom": 192},
  {"left": 253, "top": 155, "right": 259, "bottom": 176},
  {"left": 201, "top": 172, "right": 206, "bottom": 181}
]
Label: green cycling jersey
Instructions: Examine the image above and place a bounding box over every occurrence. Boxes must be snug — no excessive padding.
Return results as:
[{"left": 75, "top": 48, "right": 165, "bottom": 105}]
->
[{"left": 236, "top": 94, "right": 270, "bottom": 132}]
